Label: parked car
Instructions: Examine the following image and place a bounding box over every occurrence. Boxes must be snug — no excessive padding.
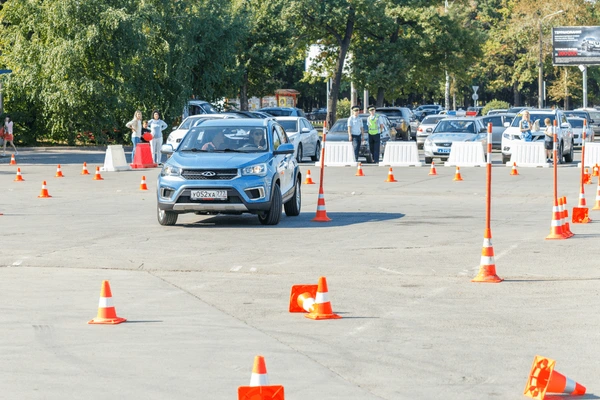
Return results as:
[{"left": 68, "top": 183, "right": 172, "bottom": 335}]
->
[
  {"left": 326, "top": 115, "right": 393, "bottom": 163},
  {"left": 416, "top": 114, "right": 447, "bottom": 149},
  {"left": 259, "top": 107, "right": 306, "bottom": 118},
  {"left": 413, "top": 104, "right": 443, "bottom": 122},
  {"left": 306, "top": 108, "right": 327, "bottom": 121},
  {"left": 507, "top": 106, "right": 531, "bottom": 114},
  {"left": 157, "top": 118, "right": 301, "bottom": 226},
  {"left": 574, "top": 108, "right": 600, "bottom": 140},
  {"left": 466, "top": 106, "right": 484, "bottom": 117},
  {"left": 501, "top": 109, "right": 574, "bottom": 164},
  {"left": 166, "top": 114, "right": 239, "bottom": 151},
  {"left": 486, "top": 109, "right": 508, "bottom": 115},
  {"left": 251, "top": 111, "right": 274, "bottom": 119},
  {"left": 376, "top": 107, "right": 416, "bottom": 141},
  {"left": 480, "top": 113, "right": 516, "bottom": 149},
  {"left": 182, "top": 100, "right": 219, "bottom": 119},
  {"left": 221, "top": 110, "right": 261, "bottom": 119},
  {"left": 567, "top": 117, "right": 594, "bottom": 146},
  {"left": 423, "top": 117, "right": 487, "bottom": 164},
  {"left": 274, "top": 117, "right": 321, "bottom": 163}
]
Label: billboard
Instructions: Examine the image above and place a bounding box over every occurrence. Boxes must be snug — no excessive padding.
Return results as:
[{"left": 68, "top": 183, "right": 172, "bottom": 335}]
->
[{"left": 553, "top": 26, "right": 600, "bottom": 65}]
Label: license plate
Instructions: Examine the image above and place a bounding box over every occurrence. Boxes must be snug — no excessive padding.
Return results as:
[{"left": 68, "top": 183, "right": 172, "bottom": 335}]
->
[
  {"left": 190, "top": 190, "right": 227, "bottom": 200},
  {"left": 438, "top": 148, "right": 451, "bottom": 154}
]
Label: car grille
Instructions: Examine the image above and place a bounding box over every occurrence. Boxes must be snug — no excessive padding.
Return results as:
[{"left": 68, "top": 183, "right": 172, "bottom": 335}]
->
[
  {"left": 181, "top": 169, "right": 238, "bottom": 180},
  {"left": 435, "top": 142, "right": 452, "bottom": 147}
]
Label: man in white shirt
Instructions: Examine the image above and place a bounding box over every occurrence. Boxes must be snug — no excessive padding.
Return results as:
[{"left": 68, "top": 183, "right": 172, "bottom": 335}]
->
[{"left": 347, "top": 106, "right": 365, "bottom": 161}]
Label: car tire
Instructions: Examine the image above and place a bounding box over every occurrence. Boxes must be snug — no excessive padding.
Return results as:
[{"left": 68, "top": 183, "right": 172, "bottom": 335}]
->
[
  {"left": 406, "top": 128, "right": 411, "bottom": 141},
  {"left": 311, "top": 142, "right": 321, "bottom": 161},
  {"left": 157, "top": 207, "right": 178, "bottom": 226},
  {"left": 309, "top": 114, "right": 316, "bottom": 121},
  {"left": 296, "top": 144, "right": 303, "bottom": 163},
  {"left": 425, "top": 156, "right": 433, "bottom": 164},
  {"left": 258, "top": 184, "right": 282, "bottom": 225},
  {"left": 284, "top": 178, "right": 301, "bottom": 217},
  {"left": 564, "top": 140, "right": 574, "bottom": 163},
  {"left": 365, "top": 153, "right": 374, "bottom": 163},
  {"left": 557, "top": 142, "right": 564, "bottom": 164}
]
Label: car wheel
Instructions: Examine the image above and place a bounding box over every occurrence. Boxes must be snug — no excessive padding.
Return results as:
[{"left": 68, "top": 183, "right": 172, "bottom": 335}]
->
[
  {"left": 365, "top": 153, "right": 374, "bottom": 163},
  {"left": 258, "top": 184, "right": 282, "bottom": 225},
  {"left": 406, "top": 128, "right": 411, "bottom": 141},
  {"left": 425, "top": 157, "right": 433, "bottom": 164},
  {"left": 296, "top": 144, "right": 303, "bottom": 163},
  {"left": 284, "top": 178, "right": 301, "bottom": 217},
  {"left": 564, "top": 140, "right": 574, "bottom": 163},
  {"left": 157, "top": 207, "right": 178, "bottom": 226},
  {"left": 502, "top": 154, "right": 510, "bottom": 164},
  {"left": 309, "top": 114, "right": 316, "bottom": 121},
  {"left": 311, "top": 142, "right": 321, "bottom": 161},
  {"left": 557, "top": 142, "right": 564, "bottom": 164}
]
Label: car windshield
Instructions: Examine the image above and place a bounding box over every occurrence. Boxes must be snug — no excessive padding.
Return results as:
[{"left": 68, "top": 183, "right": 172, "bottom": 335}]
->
[
  {"left": 180, "top": 117, "right": 203, "bottom": 129},
  {"left": 330, "top": 118, "right": 370, "bottom": 133},
  {"left": 511, "top": 114, "right": 555, "bottom": 128},
  {"left": 201, "top": 103, "right": 218, "bottom": 114},
  {"left": 178, "top": 126, "right": 268, "bottom": 152},
  {"left": 434, "top": 120, "right": 477, "bottom": 134},
  {"left": 422, "top": 116, "right": 446, "bottom": 125},
  {"left": 566, "top": 112, "right": 588, "bottom": 120},
  {"left": 278, "top": 120, "right": 299, "bottom": 133},
  {"left": 568, "top": 119, "right": 584, "bottom": 128},
  {"left": 378, "top": 110, "right": 403, "bottom": 117},
  {"left": 263, "top": 109, "right": 291, "bottom": 116}
]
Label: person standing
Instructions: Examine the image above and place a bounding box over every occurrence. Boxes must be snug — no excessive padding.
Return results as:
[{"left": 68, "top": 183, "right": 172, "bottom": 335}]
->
[
  {"left": 125, "top": 110, "right": 143, "bottom": 163},
  {"left": 367, "top": 105, "right": 385, "bottom": 163},
  {"left": 347, "top": 105, "right": 365, "bottom": 161},
  {"left": 2, "top": 116, "right": 17, "bottom": 156},
  {"left": 520, "top": 110, "right": 532, "bottom": 142},
  {"left": 544, "top": 117, "right": 553, "bottom": 162},
  {"left": 147, "top": 110, "right": 168, "bottom": 164}
]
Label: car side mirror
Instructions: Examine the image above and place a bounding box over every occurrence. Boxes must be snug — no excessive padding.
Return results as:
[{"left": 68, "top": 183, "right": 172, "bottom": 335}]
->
[
  {"left": 161, "top": 144, "right": 174, "bottom": 154},
  {"left": 273, "top": 143, "right": 295, "bottom": 155},
  {"left": 561, "top": 123, "right": 570, "bottom": 129},
  {"left": 301, "top": 127, "right": 310, "bottom": 133},
  {"left": 172, "top": 126, "right": 178, "bottom": 131},
  {"left": 503, "top": 122, "right": 510, "bottom": 128}
]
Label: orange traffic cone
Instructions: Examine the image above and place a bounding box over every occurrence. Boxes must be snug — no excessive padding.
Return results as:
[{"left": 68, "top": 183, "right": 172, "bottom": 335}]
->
[
  {"left": 14, "top": 168, "right": 24, "bottom": 182},
  {"left": 472, "top": 229, "right": 503, "bottom": 283},
  {"left": 561, "top": 197, "right": 574, "bottom": 238},
  {"left": 593, "top": 177, "right": 600, "bottom": 210},
  {"left": 312, "top": 186, "right": 331, "bottom": 222},
  {"left": 81, "top": 162, "right": 90, "bottom": 175},
  {"left": 584, "top": 168, "right": 592, "bottom": 184},
  {"left": 288, "top": 284, "right": 318, "bottom": 313},
  {"left": 573, "top": 182, "right": 591, "bottom": 224},
  {"left": 385, "top": 167, "right": 397, "bottom": 182},
  {"left": 9, "top": 154, "right": 16, "bottom": 165},
  {"left": 510, "top": 162, "right": 519, "bottom": 176},
  {"left": 524, "top": 355, "right": 585, "bottom": 399},
  {"left": 37, "top": 181, "right": 52, "bottom": 198},
  {"left": 453, "top": 166, "right": 463, "bottom": 181},
  {"left": 355, "top": 162, "right": 365, "bottom": 176},
  {"left": 55, "top": 164, "right": 64, "bottom": 178},
  {"left": 303, "top": 169, "right": 315, "bottom": 185},
  {"left": 237, "top": 356, "right": 285, "bottom": 400},
  {"left": 140, "top": 175, "right": 148, "bottom": 190},
  {"left": 546, "top": 199, "right": 566, "bottom": 240},
  {"left": 305, "top": 276, "right": 341, "bottom": 320},
  {"left": 428, "top": 161, "right": 437, "bottom": 176},
  {"left": 592, "top": 164, "right": 599, "bottom": 177},
  {"left": 88, "top": 280, "right": 126, "bottom": 324},
  {"left": 92, "top": 166, "right": 104, "bottom": 180}
]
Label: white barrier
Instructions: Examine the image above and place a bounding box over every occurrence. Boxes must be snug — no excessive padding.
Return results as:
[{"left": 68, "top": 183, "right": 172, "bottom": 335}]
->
[
  {"left": 507, "top": 142, "right": 548, "bottom": 168},
  {"left": 578, "top": 142, "right": 600, "bottom": 167},
  {"left": 444, "top": 142, "right": 486, "bottom": 167},
  {"left": 379, "top": 141, "right": 422, "bottom": 167},
  {"left": 315, "top": 142, "right": 357, "bottom": 167},
  {"left": 101, "top": 145, "right": 132, "bottom": 172}
]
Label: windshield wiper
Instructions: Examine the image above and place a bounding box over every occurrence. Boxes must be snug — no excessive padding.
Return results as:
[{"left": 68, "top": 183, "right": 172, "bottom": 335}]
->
[
  {"left": 215, "top": 148, "right": 244, "bottom": 152},
  {"left": 180, "top": 148, "right": 206, "bottom": 152}
]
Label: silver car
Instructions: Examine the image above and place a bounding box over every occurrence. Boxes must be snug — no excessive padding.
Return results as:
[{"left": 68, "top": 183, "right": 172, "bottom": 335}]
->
[
  {"left": 423, "top": 117, "right": 487, "bottom": 164},
  {"left": 480, "top": 113, "right": 516, "bottom": 149},
  {"left": 274, "top": 117, "right": 321, "bottom": 163},
  {"left": 416, "top": 114, "right": 447, "bottom": 149}
]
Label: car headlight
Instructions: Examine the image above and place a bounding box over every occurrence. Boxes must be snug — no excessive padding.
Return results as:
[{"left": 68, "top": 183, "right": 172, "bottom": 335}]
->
[
  {"left": 161, "top": 165, "right": 181, "bottom": 177},
  {"left": 424, "top": 138, "right": 434, "bottom": 147},
  {"left": 242, "top": 163, "right": 267, "bottom": 176}
]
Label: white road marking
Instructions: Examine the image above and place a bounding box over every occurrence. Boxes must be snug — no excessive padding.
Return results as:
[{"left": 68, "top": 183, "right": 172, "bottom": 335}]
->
[
  {"left": 378, "top": 267, "right": 403, "bottom": 275},
  {"left": 12, "top": 260, "right": 22, "bottom": 266},
  {"left": 249, "top": 267, "right": 257, "bottom": 272},
  {"left": 229, "top": 265, "right": 242, "bottom": 272}
]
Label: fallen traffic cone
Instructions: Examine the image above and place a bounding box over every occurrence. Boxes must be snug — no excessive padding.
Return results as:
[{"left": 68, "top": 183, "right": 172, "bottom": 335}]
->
[
  {"left": 524, "top": 355, "right": 585, "bottom": 399},
  {"left": 385, "top": 167, "right": 397, "bottom": 182},
  {"left": 305, "top": 276, "right": 341, "bottom": 320},
  {"left": 10, "top": 154, "right": 16, "bottom": 165},
  {"left": 81, "top": 162, "right": 90, "bottom": 175},
  {"left": 13, "top": 168, "right": 24, "bottom": 182},
  {"left": 140, "top": 175, "right": 148, "bottom": 190},
  {"left": 472, "top": 229, "right": 503, "bottom": 283},
  {"left": 92, "top": 166, "right": 104, "bottom": 180},
  {"left": 593, "top": 176, "right": 600, "bottom": 210},
  {"left": 303, "top": 169, "right": 315, "bottom": 185},
  {"left": 237, "top": 356, "right": 285, "bottom": 400},
  {"left": 584, "top": 168, "right": 592, "bottom": 184},
  {"left": 88, "top": 280, "right": 126, "bottom": 324},
  {"left": 510, "top": 162, "right": 519, "bottom": 176},
  {"left": 288, "top": 284, "right": 318, "bottom": 313},
  {"left": 55, "top": 164, "right": 64, "bottom": 178},
  {"left": 546, "top": 199, "right": 566, "bottom": 240},
  {"left": 355, "top": 162, "right": 365, "bottom": 176},
  {"left": 593, "top": 164, "right": 599, "bottom": 177},
  {"left": 573, "top": 182, "right": 591, "bottom": 224},
  {"left": 37, "top": 181, "right": 52, "bottom": 198},
  {"left": 453, "top": 166, "right": 463, "bottom": 181},
  {"left": 428, "top": 161, "right": 437, "bottom": 176},
  {"left": 561, "top": 197, "right": 574, "bottom": 237},
  {"left": 312, "top": 186, "right": 331, "bottom": 222}
]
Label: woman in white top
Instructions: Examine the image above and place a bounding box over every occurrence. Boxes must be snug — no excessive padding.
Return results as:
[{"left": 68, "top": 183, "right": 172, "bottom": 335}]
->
[
  {"left": 125, "top": 110, "right": 142, "bottom": 163},
  {"left": 147, "top": 110, "right": 168, "bottom": 164},
  {"left": 2, "top": 116, "right": 16, "bottom": 156}
]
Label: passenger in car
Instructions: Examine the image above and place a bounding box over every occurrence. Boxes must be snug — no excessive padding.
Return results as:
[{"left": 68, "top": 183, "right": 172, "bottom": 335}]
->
[{"left": 202, "top": 130, "right": 226, "bottom": 151}]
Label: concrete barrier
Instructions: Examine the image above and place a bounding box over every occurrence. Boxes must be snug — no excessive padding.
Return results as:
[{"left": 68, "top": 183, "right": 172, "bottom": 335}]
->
[
  {"left": 444, "top": 142, "right": 486, "bottom": 167},
  {"left": 379, "top": 142, "right": 422, "bottom": 167},
  {"left": 100, "top": 145, "right": 132, "bottom": 172},
  {"left": 507, "top": 142, "right": 549, "bottom": 167},
  {"left": 578, "top": 142, "right": 600, "bottom": 167},
  {"left": 315, "top": 142, "right": 357, "bottom": 167}
]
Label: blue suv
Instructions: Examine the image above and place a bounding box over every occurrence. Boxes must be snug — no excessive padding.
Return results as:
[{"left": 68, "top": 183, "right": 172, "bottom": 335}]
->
[{"left": 157, "top": 119, "right": 302, "bottom": 225}]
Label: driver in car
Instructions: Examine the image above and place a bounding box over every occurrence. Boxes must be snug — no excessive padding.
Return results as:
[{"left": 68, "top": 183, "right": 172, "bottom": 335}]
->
[
  {"left": 202, "top": 130, "right": 226, "bottom": 151},
  {"left": 249, "top": 128, "right": 266, "bottom": 149}
]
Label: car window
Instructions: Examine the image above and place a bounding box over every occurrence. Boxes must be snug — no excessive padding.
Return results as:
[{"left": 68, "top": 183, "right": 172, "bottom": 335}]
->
[
  {"left": 378, "top": 110, "right": 402, "bottom": 117},
  {"left": 200, "top": 103, "right": 218, "bottom": 114},
  {"left": 511, "top": 114, "right": 555, "bottom": 127},
  {"left": 278, "top": 120, "right": 298, "bottom": 133},
  {"left": 421, "top": 116, "right": 446, "bottom": 125},
  {"left": 180, "top": 117, "right": 201, "bottom": 129},
  {"left": 275, "top": 125, "right": 289, "bottom": 143},
  {"left": 330, "top": 119, "right": 349, "bottom": 132},
  {"left": 264, "top": 109, "right": 291, "bottom": 117},
  {"left": 568, "top": 119, "right": 584, "bottom": 128},
  {"left": 482, "top": 116, "right": 502, "bottom": 126},
  {"left": 272, "top": 126, "right": 282, "bottom": 150},
  {"left": 296, "top": 109, "right": 306, "bottom": 117}
]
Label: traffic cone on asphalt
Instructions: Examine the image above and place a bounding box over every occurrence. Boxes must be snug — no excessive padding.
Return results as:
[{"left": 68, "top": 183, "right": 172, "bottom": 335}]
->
[
  {"left": 510, "top": 162, "right": 519, "bottom": 176},
  {"left": 9, "top": 154, "right": 16, "bottom": 165},
  {"left": 584, "top": 168, "right": 592, "bottom": 184},
  {"left": 305, "top": 276, "right": 341, "bottom": 320},
  {"left": 92, "top": 166, "right": 104, "bottom": 180},
  {"left": 385, "top": 167, "right": 397, "bottom": 182},
  {"left": 573, "top": 182, "right": 591, "bottom": 224},
  {"left": 593, "top": 177, "right": 600, "bottom": 210},
  {"left": 303, "top": 169, "right": 315, "bottom": 185},
  {"left": 561, "top": 197, "right": 574, "bottom": 237},
  {"left": 140, "top": 175, "right": 148, "bottom": 190},
  {"left": 13, "top": 168, "right": 24, "bottom": 182},
  {"left": 355, "top": 162, "right": 365, "bottom": 176},
  {"left": 88, "top": 280, "right": 126, "bottom": 324},
  {"left": 453, "top": 166, "right": 463, "bottom": 181},
  {"left": 288, "top": 284, "right": 318, "bottom": 313},
  {"left": 524, "top": 355, "right": 585, "bottom": 398},
  {"left": 312, "top": 186, "right": 331, "bottom": 222},
  {"left": 472, "top": 229, "right": 503, "bottom": 283},
  {"left": 81, "top": 162, "right": 90, "bottom": 175},
  {"left": 592, "top": 164, "right": 599, "bottom": 177},
  {"left": 546, "top": 199, "right": 566, "bottom": 240},
  {"left": 55, "top": 164, "right": 64, "bottom": 178},
  {"left": 237, "top": 356, "right": 285, "bottom": 400},
  {"left": 428, "top": 161, "right": 437, "bottom": 176},
  {"left": 37, "top": 181, "right": 52, "bottom": 198},
  {"left": 249, "top": 355, "right": 269, "bottom": 386}
]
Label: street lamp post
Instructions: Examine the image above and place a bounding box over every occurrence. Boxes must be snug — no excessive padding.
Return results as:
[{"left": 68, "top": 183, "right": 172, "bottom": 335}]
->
[{"left": 538, "top": 10, "right": 564, "bottom": 108}]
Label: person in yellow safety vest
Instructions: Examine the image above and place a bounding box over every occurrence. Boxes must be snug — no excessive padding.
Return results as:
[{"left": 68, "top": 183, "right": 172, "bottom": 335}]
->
[{"left": 367, "top": 105, "right": 385, "bottom": 163}]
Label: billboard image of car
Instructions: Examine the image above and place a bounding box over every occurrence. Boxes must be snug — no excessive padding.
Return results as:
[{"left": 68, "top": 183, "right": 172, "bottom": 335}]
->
[{"left": 553, "top": 26, "right": 600, "bottom": 65}]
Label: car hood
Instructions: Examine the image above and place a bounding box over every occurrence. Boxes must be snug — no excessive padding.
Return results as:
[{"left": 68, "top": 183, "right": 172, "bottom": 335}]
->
[
  {"left": 168, "top": 151, "right": 271, "bottom": 169},
  {"left": 323, "top": 132, "right": 349, "bottom": 141},
  {"left": 428, "top": 132, "right": 479, "bottom": 141}
]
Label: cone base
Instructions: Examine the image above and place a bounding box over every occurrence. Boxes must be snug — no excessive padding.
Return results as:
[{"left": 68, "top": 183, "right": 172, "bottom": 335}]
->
[
  {"left": 472, "top": 266, "right": 503, "bottom": 283},
  {"left": 545, "top": 232, "right": 567, "bottom": 240},
  {"left": 305, "top": 312, "right": 341, "bottom": 320},
  {"left": 81, "top": 172, "right": 90, "bottom": 175},
  {"left": 38, "top": 194, "right": 52, "bottom": 198},
  {"left": 93, "top": 176, "right": 104, "bottom": 180},
  {"left": 312, "top": 214, "right": 331, "bottom": 222},
  {"left": 385, "top": 178, "right": 397, "bottom": 182},
  {"left": 453, "top": 176, "right": 463, "bottom": 181},
  {"left": 88, "top": 317, "right": 126, "bottom": 324},
  {"left": 140, "top": 186, "right": 148, "bottom": 191},
  {"left": 14, "top": 178, "right": 24, "bottom": 182},
  {"left": 356, "top": 172, "right": 365, "bottom": 177},
  {"left": 428, "top": 172, "right": 437, "bottom": 176},
  {"left": 304, "top": 180, "right": 315, "bottom": 184}
]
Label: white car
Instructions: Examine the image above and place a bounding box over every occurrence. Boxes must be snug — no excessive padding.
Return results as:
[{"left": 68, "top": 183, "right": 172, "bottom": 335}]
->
[
  {"left": 416, "top": 114, "right": 447, "bottom": 149},
  {"left": 423, "top": 117, "right": 487, "bottom": 164},
  {"left": 567, "top": 117, "right": 594, "bottom": 146},
  {"left": 501, "top": 109, "right": 574, "bottom": 164},
  {"left": 166, "top": 114, "right": 236, "bottom": 150},
  {"left": 274, "top": 117, "right": 321, "bottom": 163}
]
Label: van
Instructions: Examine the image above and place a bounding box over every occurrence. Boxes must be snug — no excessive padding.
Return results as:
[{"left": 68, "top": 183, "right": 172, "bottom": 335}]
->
[{"left": 182, "top": 100, "right": 218, "bottom": 119}]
